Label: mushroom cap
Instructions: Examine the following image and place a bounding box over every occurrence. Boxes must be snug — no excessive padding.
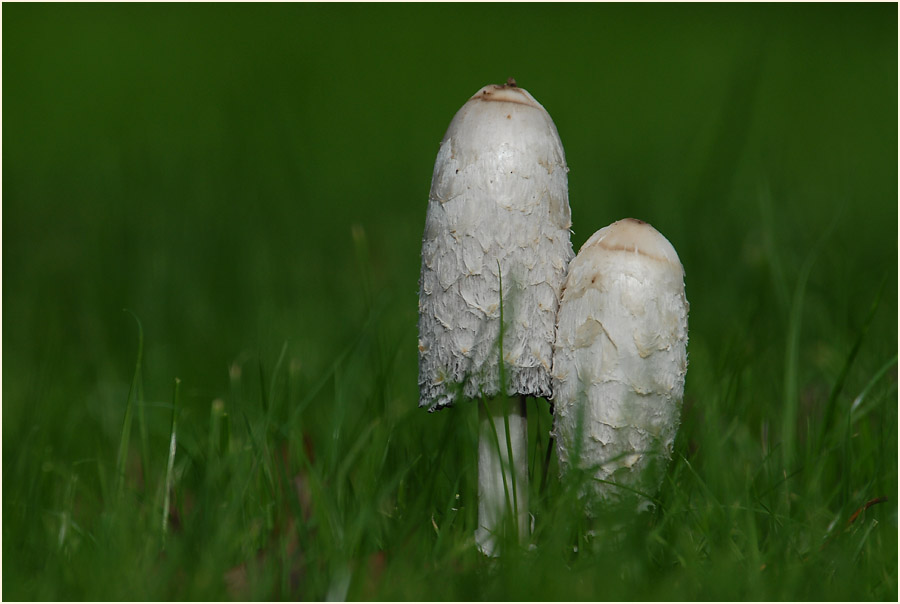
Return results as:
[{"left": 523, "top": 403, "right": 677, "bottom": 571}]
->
[
  {"left": 552, "top": 218, "right": 689, "bottom": 505},
  {"left": 418, "top": 82, "right": 574, "bottom": 410}
]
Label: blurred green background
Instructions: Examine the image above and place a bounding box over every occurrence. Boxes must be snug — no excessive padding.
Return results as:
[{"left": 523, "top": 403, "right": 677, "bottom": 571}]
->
[{"left": 3, "top": 3, "right": 897, "bottom": 600}]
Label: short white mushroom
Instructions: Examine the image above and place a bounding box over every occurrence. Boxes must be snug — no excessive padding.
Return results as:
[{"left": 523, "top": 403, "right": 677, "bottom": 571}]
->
[
  {"left": 418, "top": 80, "right": 573, "bottom": 555},
  {"left": 551, "top": 218, "right": 688, "bottom": 509}
]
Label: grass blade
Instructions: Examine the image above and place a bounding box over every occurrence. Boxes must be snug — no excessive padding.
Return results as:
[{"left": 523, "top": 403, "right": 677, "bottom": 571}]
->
[
  {"left": 815, "top": 276, "right": 888, "bottom": 452},
  {"left": 162, "top": 378, "right": 180, "bottom": 539},
  {"left": 115, "top": 309, "right": 144, "bottom": 502}
]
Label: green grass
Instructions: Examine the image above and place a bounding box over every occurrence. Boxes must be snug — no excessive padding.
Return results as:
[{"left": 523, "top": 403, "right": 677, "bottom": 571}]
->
[{"left": 3, "top": 3, "right": 897, "bottom": 600}]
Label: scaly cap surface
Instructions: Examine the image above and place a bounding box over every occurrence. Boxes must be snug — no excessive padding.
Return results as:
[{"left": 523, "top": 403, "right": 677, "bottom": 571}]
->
[
  {"left": 418, "top": 82, "right": 574, "bottom": 410},
  {"left": 552, "top": 218, "right": 688, "bottom": 506}
]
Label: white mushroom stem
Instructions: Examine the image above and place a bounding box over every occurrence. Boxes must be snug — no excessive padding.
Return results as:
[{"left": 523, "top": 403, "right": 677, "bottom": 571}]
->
[
  {"left": 552, "top": 218, "right": 689, "bottom": 509},
  {"left": 475, "top": 395, "right": 529, "bottom": 557}
]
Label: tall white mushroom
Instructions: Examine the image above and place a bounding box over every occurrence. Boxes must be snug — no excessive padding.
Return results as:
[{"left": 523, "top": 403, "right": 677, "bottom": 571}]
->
[
  {"left": 418, "top": 80, "right": 573, "bottom": 555},
  {"left": 551, "top": 218, "right": 688, "bottom": 509}
]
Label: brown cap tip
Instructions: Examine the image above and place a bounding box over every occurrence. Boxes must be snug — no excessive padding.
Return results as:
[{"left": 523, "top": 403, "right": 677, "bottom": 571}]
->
[
  {"left": 470, "top": 82, "right": 542, "bottom": 108},
  {"left": 580, "top": 218, "right": 682, "bottom": 267}
]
